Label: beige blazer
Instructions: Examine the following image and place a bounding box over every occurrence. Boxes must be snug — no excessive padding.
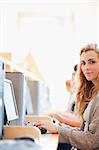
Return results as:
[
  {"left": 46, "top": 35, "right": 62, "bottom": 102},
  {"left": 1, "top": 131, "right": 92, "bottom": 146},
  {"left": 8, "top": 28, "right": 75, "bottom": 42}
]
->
[{"left": 58, "top": 93, "right": 99, "bottom": 150}]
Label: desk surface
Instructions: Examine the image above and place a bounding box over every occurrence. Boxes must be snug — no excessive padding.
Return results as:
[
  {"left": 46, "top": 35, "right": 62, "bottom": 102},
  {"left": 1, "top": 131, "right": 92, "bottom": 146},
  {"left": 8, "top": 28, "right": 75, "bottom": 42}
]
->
[
  {"left": 0, "top": 133, "right": 59, "bottom": 150},
  {"left": 39, "top": 133, "right": 59, "bottom": 150}
]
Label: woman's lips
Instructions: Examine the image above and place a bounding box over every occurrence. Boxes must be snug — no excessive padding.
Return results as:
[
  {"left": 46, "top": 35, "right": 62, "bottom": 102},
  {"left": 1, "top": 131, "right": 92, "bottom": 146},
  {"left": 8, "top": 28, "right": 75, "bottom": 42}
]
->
[{"left": 85, "top": 72, "right": 93, "bottom": 78}]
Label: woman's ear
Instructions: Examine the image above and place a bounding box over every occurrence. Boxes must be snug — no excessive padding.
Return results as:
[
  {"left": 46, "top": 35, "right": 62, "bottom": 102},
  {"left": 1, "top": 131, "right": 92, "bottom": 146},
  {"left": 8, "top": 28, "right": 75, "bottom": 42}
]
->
[{"left": 65, "top": 80, "right": 72, "bottom": 93}]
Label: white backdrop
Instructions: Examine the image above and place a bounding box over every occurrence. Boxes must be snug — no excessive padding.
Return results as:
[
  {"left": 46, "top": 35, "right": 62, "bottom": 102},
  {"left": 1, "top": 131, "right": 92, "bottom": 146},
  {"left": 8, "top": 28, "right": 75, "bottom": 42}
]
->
[{"left": 0, "top": 1, "right": 98, "bottom": 110}]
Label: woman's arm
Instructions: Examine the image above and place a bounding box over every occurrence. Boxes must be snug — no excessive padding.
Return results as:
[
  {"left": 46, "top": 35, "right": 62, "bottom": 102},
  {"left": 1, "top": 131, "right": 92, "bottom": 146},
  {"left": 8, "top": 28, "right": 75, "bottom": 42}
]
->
[
  {"left": 58, "top": 106, "right": 99, "bottom": 150},
  {"left": 50, "top": 112, "right": 82, "bottom": 127},
  {"left": 35, "top": 106, "right": 99, "bottom": 150}
]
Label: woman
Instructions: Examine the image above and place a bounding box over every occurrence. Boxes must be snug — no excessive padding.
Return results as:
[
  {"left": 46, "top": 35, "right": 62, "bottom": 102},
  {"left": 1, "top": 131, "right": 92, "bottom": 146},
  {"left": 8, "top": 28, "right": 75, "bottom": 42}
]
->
[{"left": 35, "top": 43, "right": 99, "bottom": 150}]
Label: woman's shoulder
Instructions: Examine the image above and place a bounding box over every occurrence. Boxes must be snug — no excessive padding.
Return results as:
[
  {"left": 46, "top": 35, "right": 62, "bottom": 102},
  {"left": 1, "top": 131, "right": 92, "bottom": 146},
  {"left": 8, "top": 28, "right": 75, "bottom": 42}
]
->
[
  {"left": 89, "top": 93, "right": 99, "bottom": 118},
  {"left": 83, "top": 93, "right": 99, "bottom": 121},
  {"left": 93, "top": 92, "right": 99, "bottom": 107}
]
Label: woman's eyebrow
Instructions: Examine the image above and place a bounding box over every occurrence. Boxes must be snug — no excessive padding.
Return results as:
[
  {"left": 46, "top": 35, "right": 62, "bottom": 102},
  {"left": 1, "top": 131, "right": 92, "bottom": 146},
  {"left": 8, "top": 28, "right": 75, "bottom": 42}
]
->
[
  {"left": 88, "top": 58, "right": 95, "bottom": 62},
  {"left": 80, "top": 58, "right": 94, "bottom": 63}
]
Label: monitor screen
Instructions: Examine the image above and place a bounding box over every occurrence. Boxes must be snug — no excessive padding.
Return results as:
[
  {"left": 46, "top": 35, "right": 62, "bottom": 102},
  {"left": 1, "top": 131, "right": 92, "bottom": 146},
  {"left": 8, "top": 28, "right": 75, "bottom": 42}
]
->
[{"left": 4, "top": 79, "right": 18, "bottom": 122}]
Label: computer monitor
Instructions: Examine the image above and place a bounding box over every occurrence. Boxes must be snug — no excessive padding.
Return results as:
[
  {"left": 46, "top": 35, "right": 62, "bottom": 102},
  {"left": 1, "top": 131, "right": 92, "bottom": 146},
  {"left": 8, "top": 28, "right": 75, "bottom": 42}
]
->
[
  {"left": 4, "top": 79, "right": 18, "bottom": 123},
  {"left": 26, "top": 80, "right": 50, "bottom": 115},
  {"left": 6, "top": 72, "right": 26, "bottom": 125}
]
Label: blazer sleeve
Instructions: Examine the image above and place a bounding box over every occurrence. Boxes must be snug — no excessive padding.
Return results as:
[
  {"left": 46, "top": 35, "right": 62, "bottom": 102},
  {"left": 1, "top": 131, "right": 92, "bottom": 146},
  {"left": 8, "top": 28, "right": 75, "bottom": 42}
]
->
[{"left": 58, "top": 106, "right": 99, "bottom": 150}]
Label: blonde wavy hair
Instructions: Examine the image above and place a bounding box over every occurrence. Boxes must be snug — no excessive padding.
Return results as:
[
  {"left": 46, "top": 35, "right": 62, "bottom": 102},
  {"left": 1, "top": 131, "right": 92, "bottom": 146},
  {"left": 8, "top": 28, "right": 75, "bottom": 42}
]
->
[{"left": 76, "top": 43, "right": 99, "bottom": 117}]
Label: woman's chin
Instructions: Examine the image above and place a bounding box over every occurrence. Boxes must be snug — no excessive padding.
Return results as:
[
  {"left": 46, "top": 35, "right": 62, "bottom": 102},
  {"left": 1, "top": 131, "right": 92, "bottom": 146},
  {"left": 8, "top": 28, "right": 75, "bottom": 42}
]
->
[{"left": 86, "top": 76, "right": 93, "bottom": 81}]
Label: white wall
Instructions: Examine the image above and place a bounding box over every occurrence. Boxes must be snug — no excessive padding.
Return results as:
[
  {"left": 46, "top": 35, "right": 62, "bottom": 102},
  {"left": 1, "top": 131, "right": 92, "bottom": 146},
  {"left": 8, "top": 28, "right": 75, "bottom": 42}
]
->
[{"left": 0, "top": 1, "right": 98, "bottom": 111}]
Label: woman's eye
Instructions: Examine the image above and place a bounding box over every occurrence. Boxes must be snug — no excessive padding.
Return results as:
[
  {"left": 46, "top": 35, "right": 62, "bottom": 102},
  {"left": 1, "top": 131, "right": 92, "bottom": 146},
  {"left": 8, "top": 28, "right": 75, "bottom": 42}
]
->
[
  {"left": 89, "top": 61, "right": 96, "bottom": 64},
  {"left": 81, "top": 61, "right": 85, "bottom": 65}
]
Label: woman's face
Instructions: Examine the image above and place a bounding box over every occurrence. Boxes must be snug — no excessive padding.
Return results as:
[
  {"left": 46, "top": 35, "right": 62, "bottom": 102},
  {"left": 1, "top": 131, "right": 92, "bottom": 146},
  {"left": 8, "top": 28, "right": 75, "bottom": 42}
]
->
[{"left": 80, "top": 50, "right": 99, "bottom": 82}]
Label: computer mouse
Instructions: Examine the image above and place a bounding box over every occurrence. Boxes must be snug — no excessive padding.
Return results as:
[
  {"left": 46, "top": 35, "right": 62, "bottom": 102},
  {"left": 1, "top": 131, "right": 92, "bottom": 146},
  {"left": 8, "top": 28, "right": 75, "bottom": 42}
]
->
[
  {"left": 39, "top": 128, "right": 47, "bottom": 134},
  {"left": 52, "top": 118, "right": 59, "bottom": 124},
  {"left": 53, "top": 119, "right": 56, "bottom": 123}
]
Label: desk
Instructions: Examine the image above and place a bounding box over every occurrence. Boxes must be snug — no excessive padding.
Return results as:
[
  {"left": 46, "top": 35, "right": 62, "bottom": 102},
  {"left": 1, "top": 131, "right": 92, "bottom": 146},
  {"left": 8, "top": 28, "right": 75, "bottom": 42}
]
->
[{"left": 39, "top": 133, "right": 59, "bottom": 150}]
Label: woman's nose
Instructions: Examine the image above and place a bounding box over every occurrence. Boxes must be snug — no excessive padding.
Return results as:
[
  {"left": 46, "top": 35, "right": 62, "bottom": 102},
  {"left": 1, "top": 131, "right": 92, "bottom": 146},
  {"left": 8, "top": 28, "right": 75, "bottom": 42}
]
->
[{"left": 84, "top": 63, "right": 90, "bottom": 70}]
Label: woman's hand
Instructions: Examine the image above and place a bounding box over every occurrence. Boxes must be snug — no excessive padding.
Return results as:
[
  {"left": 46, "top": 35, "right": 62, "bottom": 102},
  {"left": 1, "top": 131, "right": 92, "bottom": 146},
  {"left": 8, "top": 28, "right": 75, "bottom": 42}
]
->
[{"left": 34, "top": 121, "right": 58, "bottom": 134}]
